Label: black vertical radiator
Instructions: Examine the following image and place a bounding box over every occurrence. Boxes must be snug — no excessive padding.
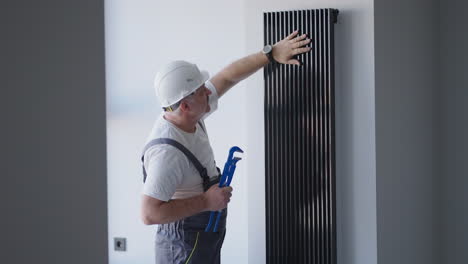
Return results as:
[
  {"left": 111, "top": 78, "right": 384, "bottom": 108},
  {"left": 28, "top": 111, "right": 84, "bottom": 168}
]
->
[{"left": 264, "top": 9, "right": 338, "bottom": 264}]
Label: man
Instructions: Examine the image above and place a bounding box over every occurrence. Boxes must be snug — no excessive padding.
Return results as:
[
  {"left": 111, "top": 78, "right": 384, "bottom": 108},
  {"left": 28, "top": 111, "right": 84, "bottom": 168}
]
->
[{"left": 141, "top": 31, "right": 311, "bottom": 263}]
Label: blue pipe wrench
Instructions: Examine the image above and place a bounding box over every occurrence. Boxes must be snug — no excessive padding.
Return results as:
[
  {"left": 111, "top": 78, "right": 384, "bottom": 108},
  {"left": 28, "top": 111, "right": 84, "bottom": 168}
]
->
[{"left": 205, "top": 146, "right": 243, "bottom": 232}]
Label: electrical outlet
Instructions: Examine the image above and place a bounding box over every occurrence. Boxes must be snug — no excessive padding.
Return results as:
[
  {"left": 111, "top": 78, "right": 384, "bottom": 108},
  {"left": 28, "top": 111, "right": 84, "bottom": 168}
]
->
[{"left": 114, "top": 237, "right": 126, "bottom": 251}]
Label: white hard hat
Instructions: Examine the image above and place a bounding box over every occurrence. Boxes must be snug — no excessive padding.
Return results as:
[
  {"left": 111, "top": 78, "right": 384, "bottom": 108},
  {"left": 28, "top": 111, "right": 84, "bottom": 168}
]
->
[{"left": 154, "top": 60, "right": 210, "bottom": 107}]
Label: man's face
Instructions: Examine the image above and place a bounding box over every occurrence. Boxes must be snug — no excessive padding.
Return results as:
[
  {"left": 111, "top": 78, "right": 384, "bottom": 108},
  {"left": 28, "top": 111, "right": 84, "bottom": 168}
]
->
[{"left": 188, "top": 84, "right": 211, "bottom": 116}]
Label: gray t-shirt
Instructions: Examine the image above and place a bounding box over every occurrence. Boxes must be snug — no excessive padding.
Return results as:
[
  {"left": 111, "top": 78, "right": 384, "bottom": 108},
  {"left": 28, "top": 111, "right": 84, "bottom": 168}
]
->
[{"left": 142, "top": 81, "right": 219, "bottom": 201}]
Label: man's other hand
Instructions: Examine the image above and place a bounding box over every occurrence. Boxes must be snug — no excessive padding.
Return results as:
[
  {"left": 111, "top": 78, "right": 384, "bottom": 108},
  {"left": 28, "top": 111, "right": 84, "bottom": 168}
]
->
[{"left": 203, "top": 185, "right": 233, "bottom": 211}]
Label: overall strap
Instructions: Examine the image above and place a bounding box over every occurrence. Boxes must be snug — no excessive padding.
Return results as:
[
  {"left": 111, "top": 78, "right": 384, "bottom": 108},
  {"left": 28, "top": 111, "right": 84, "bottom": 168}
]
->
[
  {"left": 198, "top": 121, "right": 206, "bottom": 134},
  {"left": 141, "top": 138, "right": 209, "bottom": 188}
]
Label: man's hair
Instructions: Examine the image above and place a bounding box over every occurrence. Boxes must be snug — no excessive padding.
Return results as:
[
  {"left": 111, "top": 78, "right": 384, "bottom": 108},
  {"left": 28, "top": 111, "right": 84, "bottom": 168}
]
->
[
  {"left": 163, "top": 101, "right": 181, "bottom": 112},
  {"left": 163, "top": 94, "right": 196, "bottom": 113}
]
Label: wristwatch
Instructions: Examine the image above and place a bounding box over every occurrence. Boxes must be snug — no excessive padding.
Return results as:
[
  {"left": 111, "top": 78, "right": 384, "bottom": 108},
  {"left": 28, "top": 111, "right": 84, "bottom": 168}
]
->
[{"left": 262, "top": 45, "right": 277, "bottom": 64}]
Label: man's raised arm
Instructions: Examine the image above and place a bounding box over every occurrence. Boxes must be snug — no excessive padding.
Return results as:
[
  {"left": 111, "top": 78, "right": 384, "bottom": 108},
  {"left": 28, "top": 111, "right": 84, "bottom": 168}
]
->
[{"left": 210, "top": 30, "right": 312, "bottom": 98}]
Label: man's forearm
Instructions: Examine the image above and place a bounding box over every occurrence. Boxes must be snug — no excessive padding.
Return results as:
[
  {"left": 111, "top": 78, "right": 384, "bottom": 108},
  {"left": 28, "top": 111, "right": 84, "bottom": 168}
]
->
[
  {"left": 143, "top": 194, "right": 207, "bottom": 225},
  {"left": 142, "top": 185, "right": 232, "bottom": 225},
  {"left": 221, "top": 52, "right": 269, "bottom": 84},
  {"left": 211, "top": 31, "right": 311, "bottom": 98},
  {"left": 211, "top": 51, "right": 269, "bottom": 97}
]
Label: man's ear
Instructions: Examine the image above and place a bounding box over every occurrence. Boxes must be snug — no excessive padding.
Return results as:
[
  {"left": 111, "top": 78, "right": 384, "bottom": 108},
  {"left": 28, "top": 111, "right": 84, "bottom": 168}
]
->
[{"left": 179, "top": 100, "right": 190, "bottom": 112}]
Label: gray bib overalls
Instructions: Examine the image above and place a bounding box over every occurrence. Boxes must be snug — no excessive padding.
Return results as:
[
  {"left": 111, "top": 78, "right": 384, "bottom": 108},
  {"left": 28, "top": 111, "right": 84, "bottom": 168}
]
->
[{"left": 142, "top": 135, "right": 227, "bottom": 264}]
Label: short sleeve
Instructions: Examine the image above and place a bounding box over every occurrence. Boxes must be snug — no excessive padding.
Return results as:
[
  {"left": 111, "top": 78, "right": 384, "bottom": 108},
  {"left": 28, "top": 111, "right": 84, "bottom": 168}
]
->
[
  {"left": 202, "top": 80, "right": 219, "bottom": 120},
  {"left": 142, "top": 146, "right": 188, "bottom": 201}
]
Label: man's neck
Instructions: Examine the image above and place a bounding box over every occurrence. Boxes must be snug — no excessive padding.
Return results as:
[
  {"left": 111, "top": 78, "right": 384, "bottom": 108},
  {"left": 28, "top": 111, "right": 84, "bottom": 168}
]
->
[{"left": 163, "top": 113, "right": 197, "bottom": 133}]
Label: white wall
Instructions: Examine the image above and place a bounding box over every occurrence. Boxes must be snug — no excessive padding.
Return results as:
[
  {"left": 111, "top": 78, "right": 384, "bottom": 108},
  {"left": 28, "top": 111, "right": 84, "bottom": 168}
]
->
[
  {"left": 243, "top": 1, "right": 377, "bottom": 264},
  {"left": 374, "top": 0, "right": 439, "bottom": 264},
  {"left": 105, "top": 0, "right": 248, "bottom": 263}
]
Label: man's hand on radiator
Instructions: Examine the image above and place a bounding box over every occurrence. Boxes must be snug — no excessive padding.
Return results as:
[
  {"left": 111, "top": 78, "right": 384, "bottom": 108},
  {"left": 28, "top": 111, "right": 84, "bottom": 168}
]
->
[{"left": 272, "top": 30, "right": 312, "bottom": 65}]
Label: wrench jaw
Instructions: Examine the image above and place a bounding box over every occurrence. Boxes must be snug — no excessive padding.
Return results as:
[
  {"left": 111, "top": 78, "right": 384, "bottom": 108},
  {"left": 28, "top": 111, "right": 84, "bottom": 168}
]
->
[
  {"left": 227, "top": 146, "right": 244, "bottom": 161},
  {"left": 222, "top": 147, "right": 243, "bottom": 182},
  {"left": 232, "top": 156, "right": 242, "bottom": 163}
]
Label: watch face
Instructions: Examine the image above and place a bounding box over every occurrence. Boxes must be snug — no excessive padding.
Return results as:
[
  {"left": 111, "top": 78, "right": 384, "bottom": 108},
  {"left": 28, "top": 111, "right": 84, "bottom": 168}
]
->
[{"left": 263, "top": 45, "right": 272, "bottom": 54}]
